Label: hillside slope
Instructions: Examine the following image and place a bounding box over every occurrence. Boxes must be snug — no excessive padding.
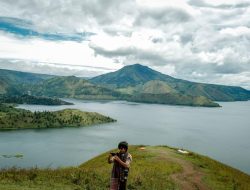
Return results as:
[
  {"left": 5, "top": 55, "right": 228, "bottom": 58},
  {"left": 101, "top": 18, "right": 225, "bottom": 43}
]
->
[
  {"left": 1, "top": 66, "right": 249, "bottom": 107},
  {"left": 0, "top": 69, "right": 54, "bottom": 95},
  {"left": 128, "top": 93, "right": 219, "bottom": 107},
  {"left": 0, "top": 146, "right": 249, "bottom": 190},
  {"left": 30, "top": 76, "right": 124, "bottom": 100},
  {"left": 91, "top": 64, "right": 250, "bottom": 101},
  {"left": 0, "top": 69, "right": 53, "bottom": 84},
  {"left": 27, "top": 76, "right": 219, "bottom": 107},
  {"left": 91, "top": 63, "right": 176, "bottom": 88}
]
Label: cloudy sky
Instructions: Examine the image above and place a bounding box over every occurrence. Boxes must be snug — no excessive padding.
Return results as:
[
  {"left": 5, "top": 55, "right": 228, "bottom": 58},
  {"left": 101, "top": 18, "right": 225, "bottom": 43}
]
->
[{"left": 0, "top": 0, "right": 250, "bottom": 89}]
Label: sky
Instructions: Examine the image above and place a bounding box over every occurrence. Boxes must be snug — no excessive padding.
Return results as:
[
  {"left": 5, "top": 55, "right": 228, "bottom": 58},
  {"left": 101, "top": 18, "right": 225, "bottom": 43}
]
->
[{"left": 0, "top": 0, "right": 250, "bottom": 89}]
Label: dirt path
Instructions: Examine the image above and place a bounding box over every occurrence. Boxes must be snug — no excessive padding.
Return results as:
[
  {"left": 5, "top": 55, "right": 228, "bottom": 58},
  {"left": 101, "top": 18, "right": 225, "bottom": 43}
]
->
[{"left": 147, "top": 147, "right": 211, "bottom": 190}]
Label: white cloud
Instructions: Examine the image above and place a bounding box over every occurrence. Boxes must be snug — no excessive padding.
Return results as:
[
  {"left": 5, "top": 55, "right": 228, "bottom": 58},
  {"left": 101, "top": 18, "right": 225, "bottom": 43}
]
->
[
  {"left": 203, "top": 0, "right": 249, "bottom": 6},
  {"left": 0, "top": 0, "right": 250, "bottom": 89},
  {"left": 204, "top": 72, "right": 250, "bottom": 90},
  {"left": 220, "top": 26, "right": 250, "bottom": 37},
  {"left": 0, "top": 58, "right": 114, "bottom": 77},
  {"left": 0, "top": 0, "right": 136, "bottom": 33},
  {"left": 0, "top": 32, "right": 122, "bottom": 73},
  {"left": 136, "top": 0, "right": 199, "bottom": 16}
]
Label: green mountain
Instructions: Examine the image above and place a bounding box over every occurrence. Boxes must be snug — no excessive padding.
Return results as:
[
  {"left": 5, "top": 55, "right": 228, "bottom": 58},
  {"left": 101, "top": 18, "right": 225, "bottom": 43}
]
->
[
  {"left": 178, "top": 83, "right": 250, "bottom": 101},
  {"left": 29, "top": 76, "right": 124, "bottom": 100},
  {"left": 91, "top": 63, "right": 175, "bottom": 88},
  {"left": 117, "top": 80, "right": 177, "bottom": 95},
  {"left": 0, "top": 145, "right": 249, "bottom": 189},
  {"left": 1, "top": 66, "right": 249, "bottom": 107},
  {"left": 0, "top": 69, "right": 125, "bottom": 100},
  {"left": 0, "top": 69, "right": 53, "bottom": 84},
  {"left": 0, "top": 69, "right": 54, "bottom": 95},
  {"left": 91, "top": 64, "right": 250, "bottom": 101}
]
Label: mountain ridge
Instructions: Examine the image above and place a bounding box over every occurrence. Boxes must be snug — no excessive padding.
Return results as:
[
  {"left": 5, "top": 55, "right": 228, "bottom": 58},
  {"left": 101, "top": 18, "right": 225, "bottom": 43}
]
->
[
  {"left": 91, "top": 64, "right": 250, "bottom": 101},
  {"left": 1, "top": 65, "right": 249, "bottom": 107},
  {"left": 91, "top": 63, "right": 177, "bottom": 88},
  {"left": 29, "top": 75, "right": 124, "bottom": 100}
]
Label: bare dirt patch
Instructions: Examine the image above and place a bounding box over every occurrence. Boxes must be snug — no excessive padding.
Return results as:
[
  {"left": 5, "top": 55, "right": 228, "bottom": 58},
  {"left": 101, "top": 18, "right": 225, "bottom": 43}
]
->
[{"left": 147, "top": 147, "right": 211, "bottom": 190}]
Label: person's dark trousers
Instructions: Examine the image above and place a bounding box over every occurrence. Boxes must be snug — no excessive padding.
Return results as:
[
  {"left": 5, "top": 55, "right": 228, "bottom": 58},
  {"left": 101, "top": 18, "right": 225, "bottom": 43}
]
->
[{"left": 119, "top": 180, "right": 127, "bottom": 190}]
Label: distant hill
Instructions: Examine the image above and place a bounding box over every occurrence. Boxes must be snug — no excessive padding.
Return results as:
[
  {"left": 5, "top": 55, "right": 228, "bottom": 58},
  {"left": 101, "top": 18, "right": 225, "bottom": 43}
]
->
[
  {"left": 0, "top": 94, "right": 73, "bottom": 105},
  {"left": 0, "top": 104, "right": 115, "bottom": 130},
  {"left": 0, "top": 69, "right": 53, "bottom": 84},
  {"left": 0, "top": 69, "right": 54, "bottom": 95},
  {"left": 29, "top": 76, "right": 124, "bottom": 100},
  {"left": 0, "top": 69, "right": 124, "bottom": 100},
  {"left": 91, "top": 64, "right": 250, "bottom": 101},
  {"left": 1, "top": 66, "right": 249, "bottom": 107},
  {"left": 91, "top": 63, "right": 175, "bottom": 88},
  {"left": 128, "top": 93, "right": 219, "bottom": 107},
  {"left": 26, "top": 75, "right": 217, "bottom": 107},
  {"left": 0, "top": 145, "right": 249, "bottom": 189}
]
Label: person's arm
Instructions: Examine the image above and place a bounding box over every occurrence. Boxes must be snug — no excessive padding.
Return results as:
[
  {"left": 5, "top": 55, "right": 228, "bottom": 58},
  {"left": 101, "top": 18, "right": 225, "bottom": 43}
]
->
[{"left": 113, "top": 155, "right": 132, "bottom": 168}]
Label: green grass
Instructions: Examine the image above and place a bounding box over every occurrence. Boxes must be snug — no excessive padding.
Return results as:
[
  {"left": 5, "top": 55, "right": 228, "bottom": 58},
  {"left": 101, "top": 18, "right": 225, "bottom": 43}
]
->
[
  {"left": 81, "top": 146, "right": 182, "bottom": 190},
  {"left": 0, "top": 146, "right": 249, "bottom": 190},
  {"left": 0, "top": 146, "right": 181, "bottom": 190},
  {"left": 177, "top": 150, "right": 250, "bottom": 190}
]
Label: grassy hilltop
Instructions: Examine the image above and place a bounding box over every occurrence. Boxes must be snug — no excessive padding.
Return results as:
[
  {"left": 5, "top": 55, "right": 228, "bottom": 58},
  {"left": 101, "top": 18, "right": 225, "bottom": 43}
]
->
[{"left": 0, "top": 146, "right": 249, "bottom": 190}]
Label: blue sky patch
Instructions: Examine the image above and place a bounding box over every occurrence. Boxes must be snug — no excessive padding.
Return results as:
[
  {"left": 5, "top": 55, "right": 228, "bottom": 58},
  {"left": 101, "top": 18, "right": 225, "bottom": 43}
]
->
[{"left": 0, "top": 17, "right": 93, "bottom": 42}]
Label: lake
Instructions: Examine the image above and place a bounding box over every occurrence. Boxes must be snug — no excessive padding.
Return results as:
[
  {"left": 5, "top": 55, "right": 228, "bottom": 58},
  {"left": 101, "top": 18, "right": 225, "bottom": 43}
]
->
[{"left": 0, "top": 99, "right": 249, "bottom": 174}]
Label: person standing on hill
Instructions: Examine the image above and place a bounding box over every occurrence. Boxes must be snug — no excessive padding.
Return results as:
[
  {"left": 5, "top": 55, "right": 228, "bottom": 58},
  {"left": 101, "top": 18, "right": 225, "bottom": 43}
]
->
[{"left": 108, "top": 141, "right": 132, "bottom": 190}]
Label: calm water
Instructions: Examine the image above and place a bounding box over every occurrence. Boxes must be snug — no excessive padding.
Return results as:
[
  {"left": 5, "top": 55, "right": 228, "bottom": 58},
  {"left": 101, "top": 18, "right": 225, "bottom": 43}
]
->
[{"left": 0, "top": 99, "right": 249, "bottom": 174}]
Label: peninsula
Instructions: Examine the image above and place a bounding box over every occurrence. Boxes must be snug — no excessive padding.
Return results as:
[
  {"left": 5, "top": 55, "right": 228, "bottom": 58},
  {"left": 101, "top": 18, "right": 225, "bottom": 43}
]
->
[
  {"left": 0, "top": 104, "right": 116, "bottom": 130},
  {"left": 0, "top": 94, "right": 73, "bottom": 105}
]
